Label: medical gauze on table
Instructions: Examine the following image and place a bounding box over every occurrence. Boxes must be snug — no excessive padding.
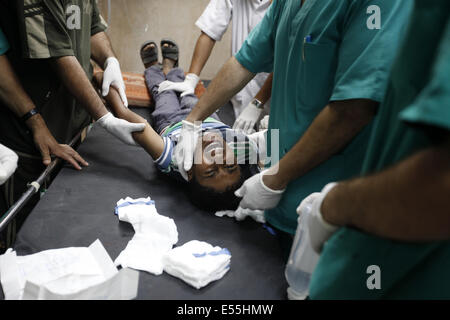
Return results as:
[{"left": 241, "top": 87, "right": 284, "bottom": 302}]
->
[
  {"left": 215, "top": 207, "right": 266, "bottom": 224},
  {"left": 162, "top": 240, "right": 231, "bottom": 289},
  {"left": 114, "top": 197, "right": 178, "bottom": 275}
]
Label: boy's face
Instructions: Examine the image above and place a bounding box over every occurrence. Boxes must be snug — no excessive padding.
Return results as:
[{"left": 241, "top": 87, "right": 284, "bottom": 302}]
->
[{"left": 188, "top": 132, "right": 242, "bottom": 192}]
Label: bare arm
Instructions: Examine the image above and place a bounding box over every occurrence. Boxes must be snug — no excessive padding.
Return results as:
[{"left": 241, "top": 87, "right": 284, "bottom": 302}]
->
[
  {"left": 90, "top": 31, "right": 116, "bottom": 68},
  {"left": 186, "top": 56, "right": 255, "bottom": 122},
  {"left": 187, "top": 32, "right": 217, "bottom": 76},
  {"left": 93, "top": 73, "right": 164, "bottom": 160},
  {"left": 50, "top": 56, "right": 108, "bottom": 120},
  {"left": 322, "top": 134, "right": 450, "bottom": 242},
  {"left": 0, "top": 56, "right": 35, "bottom": 117},
  {"left": 263, "top": 99, "right": 378, "bottom": 190},
  {"left": 0, "top": 55, "right": 88, "bottom": 169},
  {"left": 254, "top": 73, "right": 273, "bottom": 105}
]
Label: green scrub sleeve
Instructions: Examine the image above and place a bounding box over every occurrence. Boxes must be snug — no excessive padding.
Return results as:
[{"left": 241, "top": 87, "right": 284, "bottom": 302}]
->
[
  {"left": 330, "top": 0, "right": 413, "bottom": 103},
  {"left": 400, "top": 19, "right": 450, "bottom": 131}
]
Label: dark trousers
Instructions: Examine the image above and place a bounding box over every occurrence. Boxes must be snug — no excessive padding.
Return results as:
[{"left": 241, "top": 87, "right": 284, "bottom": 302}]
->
[{"left": 144, "top": 66, "right": 219, "bottom": 133}]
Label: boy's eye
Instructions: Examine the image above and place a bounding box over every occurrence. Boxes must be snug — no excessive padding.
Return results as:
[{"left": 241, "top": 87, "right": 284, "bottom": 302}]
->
[{"left": 205, "top": 169, "right": 217, "bottom": 177}]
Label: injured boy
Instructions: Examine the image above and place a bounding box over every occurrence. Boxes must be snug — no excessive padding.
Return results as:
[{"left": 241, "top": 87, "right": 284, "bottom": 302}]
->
[{"left": 93, "top": 39, "right": 266, "bottom": 212}]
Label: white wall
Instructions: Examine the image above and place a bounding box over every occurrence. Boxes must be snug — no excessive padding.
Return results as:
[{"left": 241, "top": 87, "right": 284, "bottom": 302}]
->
[{"left": 98, "top": 0, "right": 232, "bottom": 79}]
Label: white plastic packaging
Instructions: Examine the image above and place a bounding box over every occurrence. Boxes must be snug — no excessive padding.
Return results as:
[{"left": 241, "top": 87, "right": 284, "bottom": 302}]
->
[{"left": 285, "top": 204, "right": 320, "bottom": 300}]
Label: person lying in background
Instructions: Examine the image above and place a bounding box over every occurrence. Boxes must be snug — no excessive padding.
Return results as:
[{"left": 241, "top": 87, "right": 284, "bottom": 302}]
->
[
  {"left": 93, "top": 40, "right": 266, "bottom": 212},
  {"left": 157, "top": 0, "right": 274, "bottom": 133}
]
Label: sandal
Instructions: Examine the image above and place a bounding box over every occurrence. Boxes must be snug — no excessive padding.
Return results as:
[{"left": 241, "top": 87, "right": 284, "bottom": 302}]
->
[
  {"left": 160, "top": 38, "right": 179, "bottom": 67},
  {"left": 140, "top": 41, "right": 158, "bottom": 65}
]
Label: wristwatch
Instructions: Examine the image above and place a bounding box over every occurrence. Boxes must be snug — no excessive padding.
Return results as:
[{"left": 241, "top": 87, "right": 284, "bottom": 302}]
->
[
  {"left": 21, "top": 108, "right": 39, "bottom": 123},
  {"left": 251, "top": 99, "right": 264, "bottom": 109}
]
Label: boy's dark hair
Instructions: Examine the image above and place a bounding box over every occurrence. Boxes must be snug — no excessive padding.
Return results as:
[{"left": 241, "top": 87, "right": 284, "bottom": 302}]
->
[{"left": 187, "top": 164, "right": 256, "bottom": 212}]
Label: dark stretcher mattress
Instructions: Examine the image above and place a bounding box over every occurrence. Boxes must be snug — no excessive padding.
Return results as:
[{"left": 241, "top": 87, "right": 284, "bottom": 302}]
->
[{"left": 2, "top": 108, "right": 287, "bottom": 300}]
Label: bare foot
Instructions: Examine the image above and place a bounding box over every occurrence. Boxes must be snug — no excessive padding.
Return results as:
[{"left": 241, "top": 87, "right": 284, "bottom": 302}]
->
[
  {"left": 162, "top": 43, "right": 177, "bottom": 76},
  {"left": 142, "top": 43, "right": 159, "bottom": 69}
]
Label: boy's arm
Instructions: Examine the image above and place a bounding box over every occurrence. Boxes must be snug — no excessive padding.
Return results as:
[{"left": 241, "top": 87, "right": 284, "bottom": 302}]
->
[{"left": 93, "top": 73, "right": 164, "bottom": 160}]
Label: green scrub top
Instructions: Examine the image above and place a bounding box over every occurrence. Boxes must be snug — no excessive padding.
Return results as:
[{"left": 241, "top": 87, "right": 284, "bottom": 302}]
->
[
  {"left": 310, "top": 0, "right": 450, "bottom": 299},
  {"left": 235, "top": 0, "right": 413, "bottom": 234},
  {"left": 0, "top": 28, "right": 9, "bottom": 55}
]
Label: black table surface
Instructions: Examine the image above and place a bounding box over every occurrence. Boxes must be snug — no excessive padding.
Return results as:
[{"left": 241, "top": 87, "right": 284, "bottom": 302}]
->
[{"left": 3, "top": 108, "right": 287, "bottom": 300}]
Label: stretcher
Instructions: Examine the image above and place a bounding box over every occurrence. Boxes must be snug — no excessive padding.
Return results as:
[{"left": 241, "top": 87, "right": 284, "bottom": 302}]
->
[{"left": 1, "top": 108, "right": 287, "bottom": 300}]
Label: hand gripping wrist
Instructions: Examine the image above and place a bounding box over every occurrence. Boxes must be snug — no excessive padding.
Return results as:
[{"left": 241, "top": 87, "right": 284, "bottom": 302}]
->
[
  {"left": 181, "top": 119, "right": 202, "bottom": 131},
  {"left": 260, "top": 170, "right": 286, "bottom": 194},
  {"left": 184, "top": 73, "right": 200, "bottom": 88},
  {"left": 97, "top": 112, "right": 113, "bottom": 127},
  {"left": 104, "top": 57, "right": 120, "bottom": 69},
  {"left": 314, "top": 182, "right": 339, "bottom": 231}
]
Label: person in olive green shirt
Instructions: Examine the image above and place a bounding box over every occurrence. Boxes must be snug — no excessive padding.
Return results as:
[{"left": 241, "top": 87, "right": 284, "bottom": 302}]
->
[
  {"left": 0, "top": 27, "right": 87, "bottom": 170},
  {"left": 0, "top": 26, "right": 90, "bottom": 250},
  {"left": 0, "top": 1, "right": 144, "bottom": 246},
  {"left": 300, "top": 0, "right": 450, "bottom": 299},
  {"left": 172, "top": 0, "right": 413, "bottom": 255}
]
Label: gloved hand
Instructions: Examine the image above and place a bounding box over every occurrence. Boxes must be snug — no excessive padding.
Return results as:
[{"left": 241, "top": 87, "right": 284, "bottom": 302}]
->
[
  {"left": 97, "top": 112, "right": 146, "bottom": 146},
  {"left": 234, "top": 170, "right": 285, "bottom": 210},
  {"left": 215, "top": 207, "right": 266, "bottom": 224},
  {"left": 158, "top": 73, "right": 200, "bottom": 98},
  {"left": 247, "top": 130, "right": 267, "bottom": 163},
  {"left": 174, "top": 120, "right": 202, "bottom": 181},
  {"left": 296, "top": 183, "right": 339, "bottom": 254},
  {"left": 0, "top": 144, "right": 19, "bottom": 185},
  {"left": 259, "top": 115, "right": 270, "bottom": 130},
  {"left": 102, "top": 57, "right": 128, "bottom": 107},
  {"left": 232, "top": 100, "right": 263, "bottom": 134}
]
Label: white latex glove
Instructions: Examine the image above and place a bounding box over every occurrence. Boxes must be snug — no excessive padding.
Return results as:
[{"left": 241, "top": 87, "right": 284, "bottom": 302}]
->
[
  {"left": 215, "top": 207, "right": 266, "bottom": 224},
  {"left": 296, "top": 183, "right": 339, "bottom": 254},
  {"left": 232, "top": 101, "right": 263, "bottom": 134},
  {"left": 174, "top": 120, "right": 202, "bottom": 181},
  {"left": 247, "top": 130, "right": 267, "bottom": 163},
  {"left": 96, "top": 112, "right": 146, "bottom": 146},
  {"left": 158, "top": 73, "right": 200, "bottom": 98},
  {"left": 259, "top": 115, "right": 270, "bottom": 130},
  {"left": 234, "top": 170, "right": 285, "bottom": 210},
  {"left": 0, "top": 144, "right": 19, "bottom": 185},
  {"left": 102, "top": 57, "right": 128, "bottom": 107}
]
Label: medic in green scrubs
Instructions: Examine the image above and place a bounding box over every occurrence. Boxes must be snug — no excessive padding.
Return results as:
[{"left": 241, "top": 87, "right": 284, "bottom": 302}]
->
[
  {"left": 177, "top": 0, "right": 413, "bottom": 246},
  {"left": 300, "top": 0, "right": 450, "bottom": 299}
]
